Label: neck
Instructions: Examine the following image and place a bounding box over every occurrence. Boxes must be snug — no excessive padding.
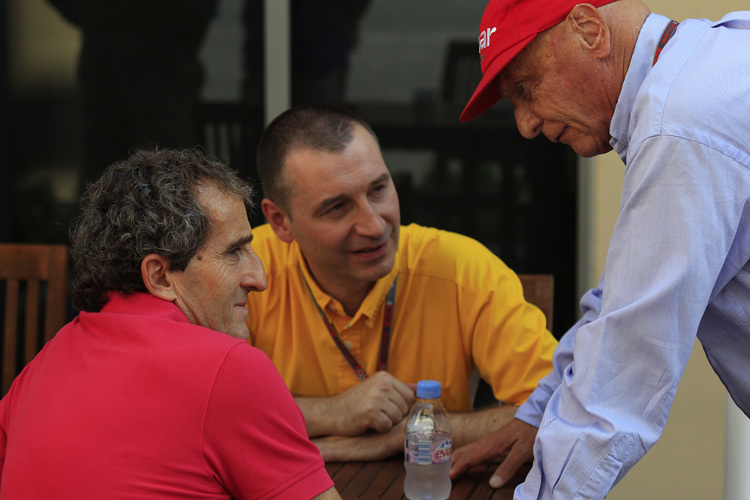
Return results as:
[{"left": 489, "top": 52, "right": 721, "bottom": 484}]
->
[
  {"left": 338, "top": 287, "right": 372, "bottom": 317},
  {"left": 598, "top": 0, "right": 651, "bottom": 110},
  {"left": 604, "top": 0, "right": 651, "bottom": 78},
  {"left": 303, "top": 265, "right": 374, "bottom": 317},
  {"left": 322, "top": 280, "right": 373, "bottom": 317}
]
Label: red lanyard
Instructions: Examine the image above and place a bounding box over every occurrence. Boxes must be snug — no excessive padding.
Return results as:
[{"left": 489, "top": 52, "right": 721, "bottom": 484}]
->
[
  {"left": 653, "top": 20, "right": 679, "bottom": 65},
  {"left": 302, "top": 272, "right": 396, "bottom": 381}
]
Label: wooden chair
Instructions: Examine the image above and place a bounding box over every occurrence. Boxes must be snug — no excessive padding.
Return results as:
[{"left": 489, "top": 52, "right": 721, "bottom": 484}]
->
[
  {"left": 0, "top": 244, "right": 69, "bottom": 395},
  {"left": 473, "top": 273, "right": 555, "bottom": 408},
  {"left": 518, "top": 273, "right": 554, "bottom": 328}
]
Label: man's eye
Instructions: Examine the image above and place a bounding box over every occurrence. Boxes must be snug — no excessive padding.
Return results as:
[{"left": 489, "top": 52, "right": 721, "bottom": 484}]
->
[
  {"left": 516, "top": 84, "right": 525, "bottom": 96},
  {"left": 326, "top": 202, "right": 344, "bottom": 214}
]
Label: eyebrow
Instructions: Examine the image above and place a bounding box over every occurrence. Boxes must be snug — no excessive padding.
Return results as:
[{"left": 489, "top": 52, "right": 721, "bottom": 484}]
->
[
  {"left": 315, "top": 173, "right": 391, "bottom": 213},
  {"left": 225, "top": 234, "right": 254, "bottom": 252}
]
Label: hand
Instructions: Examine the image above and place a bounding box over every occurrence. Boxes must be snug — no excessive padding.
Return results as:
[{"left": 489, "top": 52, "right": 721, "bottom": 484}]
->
[
  {"left": 328, "top": 371, "right": 415, "bottom": 436},
  {"left": 313, "top": 419, "right": 406, "bottom": 462},
  {"left": 450, "top": 418, "right": 536, "bottom": 488}
]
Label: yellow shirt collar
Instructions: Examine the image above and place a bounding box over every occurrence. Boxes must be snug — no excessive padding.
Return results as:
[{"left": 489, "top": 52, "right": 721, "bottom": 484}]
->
[{"left": 292, "top": 241, "right": 400, "bottom": 326}]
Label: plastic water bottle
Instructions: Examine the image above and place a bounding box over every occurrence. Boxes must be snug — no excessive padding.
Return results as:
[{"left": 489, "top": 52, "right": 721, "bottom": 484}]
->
[{"left": 404, "top": 380, "right": 452, "bottom": 500}]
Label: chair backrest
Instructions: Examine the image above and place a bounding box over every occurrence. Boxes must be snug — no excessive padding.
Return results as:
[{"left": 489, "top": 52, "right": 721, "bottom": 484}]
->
[
  {"left": 517, "top": 273, "right": 554, "bottom": 328},
  {"left": 472, "top": 273, "right": 555, "bottom": 408},
  {"left": 0, "top": 244, "right": 69, "bottom": 395}
]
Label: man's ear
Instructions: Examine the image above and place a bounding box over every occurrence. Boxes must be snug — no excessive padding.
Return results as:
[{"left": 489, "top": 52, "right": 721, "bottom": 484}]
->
[
  {"left": 141, "top": 254, "right": 178, "bottom": 301},
  {"left": 568, "top": 4, "right": 610, "bottom": 59},
  {"left": 261, "top": 198, "right": 295, "bottom": 244}
]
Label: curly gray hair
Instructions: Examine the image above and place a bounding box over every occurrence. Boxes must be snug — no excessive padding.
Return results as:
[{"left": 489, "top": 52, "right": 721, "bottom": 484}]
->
[{"left": 69, "top": 148, "right": 254, "bottom": 312}]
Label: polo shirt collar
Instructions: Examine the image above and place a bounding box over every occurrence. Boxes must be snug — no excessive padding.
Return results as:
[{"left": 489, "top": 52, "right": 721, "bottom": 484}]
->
[{"left": 293, "top": 241, "right": 400, "bottom": 325}]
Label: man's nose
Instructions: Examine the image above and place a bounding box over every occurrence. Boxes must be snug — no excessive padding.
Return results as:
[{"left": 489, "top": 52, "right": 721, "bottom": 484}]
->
[
  {"left": 514, "top": 105, "right": 542, "bottom": 139},
  {"left": 242, "top": 250, "right": 267, "bottom": 293},
  {"left": 354, "top": 203, "right": 386, "bottom": 237}
]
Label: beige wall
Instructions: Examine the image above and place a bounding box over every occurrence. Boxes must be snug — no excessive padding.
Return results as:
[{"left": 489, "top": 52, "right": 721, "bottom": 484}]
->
[{"left": 582, "top": 1, "right": 746, "bottom": 498}]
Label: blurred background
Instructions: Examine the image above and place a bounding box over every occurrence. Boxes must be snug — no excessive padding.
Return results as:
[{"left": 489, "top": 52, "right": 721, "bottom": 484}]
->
[
  {"left": 0, "top": 0, "right": 747, "bottom": 498},
  {"left": 2, "top": 0, "right": 578, "bottom": 333}
]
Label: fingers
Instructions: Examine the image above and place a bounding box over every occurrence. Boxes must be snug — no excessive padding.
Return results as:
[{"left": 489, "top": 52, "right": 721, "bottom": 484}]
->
[
  {"left": 369, "top": 402, "right": 405, "bottom": 433},
  {"left": 331, "top": 372, "right": 414, "bottom": 435},
  {"left": 393, "top": 380, "right": 416, "bottom": 408},
  {"left": 450, "top": 438, "right": 499, "bottom": 479},
  {"left": 370, "top": 371, "right": 415, "bottom": 408},
  {"left": 488, "top": 447, "right": 526, "bottom": 488},
  {"left": 449, "top": 444, "right": 477, "bottom": 478},
  {"left": 487, "top": 422, "right": 536, "bottom": 488},
  {"left": 357, "top": 373, "right": 414, "bottom": 431},
  {"left": 450, "top": 419, "right": 537, "bottom": 482}
]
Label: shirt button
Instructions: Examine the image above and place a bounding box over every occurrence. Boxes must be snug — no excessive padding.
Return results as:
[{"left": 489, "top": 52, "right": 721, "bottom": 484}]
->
[{"left": 343, "top": 341, "right": 353, "bottom": 349}]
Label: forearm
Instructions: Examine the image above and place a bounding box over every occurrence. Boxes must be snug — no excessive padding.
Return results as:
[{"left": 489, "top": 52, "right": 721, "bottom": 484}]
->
[
  {"left": 313, "top": 422, "right": 406, "bottom": 462},
  {"left": 313, "top": 405, "right": 520, "bottom": 462},
  {"left": 313, "top": 486, "right": 342, "bottom": 500},
  {"left": 294, "top": 372, "right": 415, "bottom": 438},
  {"left": 295, "top": 396, "right": 340, "bottom": 438},
  {"left": 449, "top": 404, "right": 518, "bottom": 448}
]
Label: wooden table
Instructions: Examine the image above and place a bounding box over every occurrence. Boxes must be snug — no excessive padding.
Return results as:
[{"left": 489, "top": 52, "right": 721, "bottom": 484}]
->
[{"left": 325, "top": 457, "right": 531, "bottom": 500}]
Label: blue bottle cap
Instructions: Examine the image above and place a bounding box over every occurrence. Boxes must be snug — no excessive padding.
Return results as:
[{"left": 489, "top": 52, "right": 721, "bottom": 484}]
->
[{"left": 416, "top": 380, "right": 441, "bottom": 399}]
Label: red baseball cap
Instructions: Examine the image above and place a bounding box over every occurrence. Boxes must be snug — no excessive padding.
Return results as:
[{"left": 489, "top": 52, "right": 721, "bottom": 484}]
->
[{"left": 460, "top": 0, "right": 617, "bottom": 122}]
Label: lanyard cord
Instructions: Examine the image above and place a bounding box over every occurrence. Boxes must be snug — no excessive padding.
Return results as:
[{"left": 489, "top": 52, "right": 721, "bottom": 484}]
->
[
  {"left": 653, "top": 20, "right": 679, "bottom": 65},
  {"left": 302, "top": 271, "right": 396, "bottom": 381}
]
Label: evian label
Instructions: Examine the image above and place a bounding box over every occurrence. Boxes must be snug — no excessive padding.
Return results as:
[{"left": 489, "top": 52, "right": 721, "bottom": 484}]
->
[
  {"left": 405, "top": 434, "right": 452, "bottom": 465},
  {"left": 431, "top": 436, "right": 452, "bottom": 464}
]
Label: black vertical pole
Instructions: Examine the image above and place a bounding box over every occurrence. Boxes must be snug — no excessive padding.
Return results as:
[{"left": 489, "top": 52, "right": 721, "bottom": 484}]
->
[{"left": 0, "top": 0, "right": 10, "bottom": 242}]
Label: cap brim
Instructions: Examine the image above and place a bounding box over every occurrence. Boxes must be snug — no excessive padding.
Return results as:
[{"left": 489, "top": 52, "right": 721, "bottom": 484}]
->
[{"left": 459, "top": 33, "right": 537, "bottom": 123}]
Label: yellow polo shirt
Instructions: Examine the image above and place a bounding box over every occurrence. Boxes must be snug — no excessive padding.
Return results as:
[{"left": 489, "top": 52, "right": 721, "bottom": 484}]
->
[{"left": 247, "top": 223, "right": 556, "bottom": 412}]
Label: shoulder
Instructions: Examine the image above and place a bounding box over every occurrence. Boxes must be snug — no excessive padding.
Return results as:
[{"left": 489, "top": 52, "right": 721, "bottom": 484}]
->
[
  {"left": 633, "top": 17, "right": 750, "bottom": 164},
  {"left": 207, "top": 343, "right": 303, "bottom": 429},
  {"left": 398, "top": 223, "right": 512, "bottom": 284},
  {"left": 252, "top": 223, "right": 285, "bottom": 255},
  {"left": 216, "top": 342, "right": 282, "bottom": 382},
  {"left": 400, "top": 223, "right": 502, "bottom": 263},
  {"left": 251, "top": 224, "right": 298, "bottom": 274}
]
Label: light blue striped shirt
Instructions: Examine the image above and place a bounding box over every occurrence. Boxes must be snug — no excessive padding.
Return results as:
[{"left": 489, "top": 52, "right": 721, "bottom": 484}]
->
[{"left": 514, "top": 11, "right": 750, "bottom": 499}]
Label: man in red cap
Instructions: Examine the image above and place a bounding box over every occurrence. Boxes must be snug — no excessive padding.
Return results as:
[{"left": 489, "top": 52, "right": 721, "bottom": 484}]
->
[{"left": 451, "top": 0, "right": 750, "bottom": 498}]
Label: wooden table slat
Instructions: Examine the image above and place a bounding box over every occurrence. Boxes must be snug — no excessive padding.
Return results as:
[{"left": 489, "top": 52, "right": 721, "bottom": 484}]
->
[
  {"left": 376, "top": 461, "right": 407, "bottom": 500},
  {"left": 358, "top": 460, "right": 405, "bottom": 500},
  {"left": 448, "top": 464, "right": 488, "bottom": 499},
  {"left": 327, "top": 458, "right": 529, "bottom": 499},
  {"left": 340, "top": 461, "right": 388, "bottom": 498},
  {"left": 329, "top": 462, "right": 367, "bottom": 493}
]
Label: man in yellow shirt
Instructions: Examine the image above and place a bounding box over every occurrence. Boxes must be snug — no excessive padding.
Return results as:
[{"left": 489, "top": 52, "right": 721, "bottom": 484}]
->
[{"left": 247, "top": 103, "right": 557, "bottom": 461}]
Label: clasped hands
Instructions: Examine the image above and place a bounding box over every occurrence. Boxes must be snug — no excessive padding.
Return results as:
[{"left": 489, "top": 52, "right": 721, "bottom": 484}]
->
[
  {"left": 308, "top": 371, "right": 537, "bottom": 490},
  {"left": 310, "top": 371, "right": 416, "bottom": 462}
]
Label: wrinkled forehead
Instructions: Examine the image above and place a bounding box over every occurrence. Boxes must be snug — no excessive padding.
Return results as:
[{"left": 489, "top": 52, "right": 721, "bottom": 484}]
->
[{"left": 494, "top": 30, "right": 550, "bottom": 97}]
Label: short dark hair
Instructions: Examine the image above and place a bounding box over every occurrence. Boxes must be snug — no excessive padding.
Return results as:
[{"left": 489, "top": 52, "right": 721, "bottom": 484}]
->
[
  {"left": 69, "top": 148, "right": 254, "bottom": 312},
  {"left": 256, "top": 103, "right": 379, "bottom": 210}
]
